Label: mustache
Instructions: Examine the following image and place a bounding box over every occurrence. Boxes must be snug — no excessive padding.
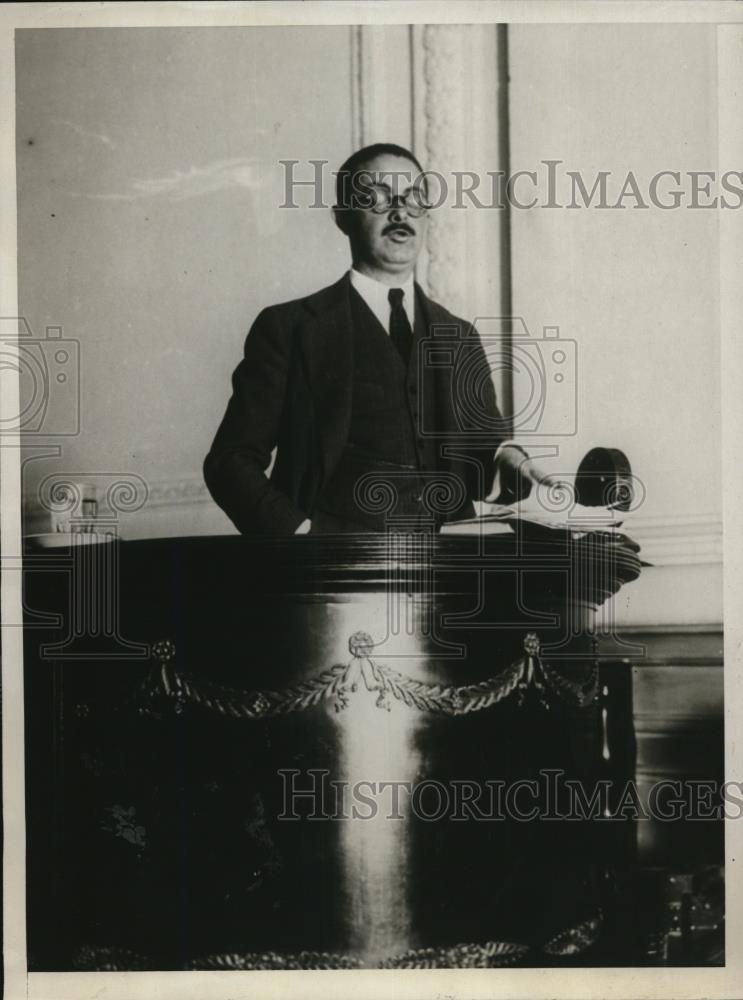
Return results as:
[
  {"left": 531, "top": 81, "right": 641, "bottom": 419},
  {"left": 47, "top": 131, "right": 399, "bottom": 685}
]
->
[{"left": 382, "top": 221, "right": 415, "bottom": 236}]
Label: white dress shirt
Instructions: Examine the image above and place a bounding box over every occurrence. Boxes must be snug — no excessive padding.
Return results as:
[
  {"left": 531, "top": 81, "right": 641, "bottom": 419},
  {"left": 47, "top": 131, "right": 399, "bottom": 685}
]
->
[{"left": 350, "top": 268, "right": 415, "bottom": 332}]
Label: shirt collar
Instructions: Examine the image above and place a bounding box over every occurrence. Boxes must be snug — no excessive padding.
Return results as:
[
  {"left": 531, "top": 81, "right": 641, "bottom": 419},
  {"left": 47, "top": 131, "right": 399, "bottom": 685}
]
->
[{"left": 349, "top": 268, "right": 415, "bottom": 332}]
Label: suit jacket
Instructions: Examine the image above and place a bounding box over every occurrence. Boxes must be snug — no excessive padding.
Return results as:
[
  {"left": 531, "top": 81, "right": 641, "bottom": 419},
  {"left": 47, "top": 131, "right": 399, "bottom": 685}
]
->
[{"left": 204, "top": 273, "right": 508, "bottom": 535}]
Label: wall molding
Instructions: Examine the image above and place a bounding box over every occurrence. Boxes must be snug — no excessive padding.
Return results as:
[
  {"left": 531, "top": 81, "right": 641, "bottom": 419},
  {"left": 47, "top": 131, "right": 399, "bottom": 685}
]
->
[
  {"left": 350, "top": 25, "right": 364, "bottom": 150},
  {"left": 418, "top": 24, "right": 469, "bottom": 312},
  {"left": 350, "top": 25, "right": 414, "bottom": 151},
  {"left": 142, "top": 477, "right": 210, "bottom": 509},
  {"left": 623, "top": 512, "right": 722, "bottom": 567},
  {"left": 412, "top": 25, "right": 507, "bottom": 322}
]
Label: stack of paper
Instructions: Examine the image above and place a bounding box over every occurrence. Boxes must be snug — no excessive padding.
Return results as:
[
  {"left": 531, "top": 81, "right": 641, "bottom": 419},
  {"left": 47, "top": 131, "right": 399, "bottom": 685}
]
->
[{"left": 442, "top": 499, "right": 626, "bottom": 535}]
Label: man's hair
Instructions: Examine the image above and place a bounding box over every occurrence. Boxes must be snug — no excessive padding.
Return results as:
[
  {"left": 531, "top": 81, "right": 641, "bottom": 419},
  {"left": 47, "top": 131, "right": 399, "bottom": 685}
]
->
[{"left": 335, "top": 143, "right": 425, "bottom": 209}]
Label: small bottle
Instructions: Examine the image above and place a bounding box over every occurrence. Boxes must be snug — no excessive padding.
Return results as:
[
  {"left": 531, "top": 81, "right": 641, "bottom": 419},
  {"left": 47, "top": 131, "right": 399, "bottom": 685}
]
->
[
  {"left": 81, "top": 485, "right": 97, "bottom": 533},
  {"left": 69, "top": 482, "right": 97, "bottom": 534}
]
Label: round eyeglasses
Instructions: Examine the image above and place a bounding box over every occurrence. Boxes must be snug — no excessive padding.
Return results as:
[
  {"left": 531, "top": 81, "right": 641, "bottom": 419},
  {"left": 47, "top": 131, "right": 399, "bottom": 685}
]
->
[{"left": 354, "top": 183, "right": 431, "bottom": 218}]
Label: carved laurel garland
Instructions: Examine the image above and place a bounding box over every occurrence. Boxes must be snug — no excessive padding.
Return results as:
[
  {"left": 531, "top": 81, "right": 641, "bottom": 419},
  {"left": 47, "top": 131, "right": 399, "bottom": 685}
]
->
[
  {"left": 72, "top": 910, "right": 602, "bottom": 969},
  {"left": 191, "top": 949, "right": 363, "bottom": 971},
  {"left": 541, "top": 910, "right": 604, "bottom": 957},
  {"left": 145, "top": 631, "right": 597, "bottom": 720},
  {"left": 378, "top": 938, "right": 528, "bottom": 969}
]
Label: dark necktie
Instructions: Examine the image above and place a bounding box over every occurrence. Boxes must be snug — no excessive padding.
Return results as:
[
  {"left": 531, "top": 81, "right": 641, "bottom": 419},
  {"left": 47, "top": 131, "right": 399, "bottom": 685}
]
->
[{"left": 388, "top": 287, "right": 413, "bottom": 366}]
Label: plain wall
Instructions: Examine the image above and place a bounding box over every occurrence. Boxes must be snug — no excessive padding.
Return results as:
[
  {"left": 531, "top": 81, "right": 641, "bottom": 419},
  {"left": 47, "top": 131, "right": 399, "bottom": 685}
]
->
[
  {"left": 508, "top": 23, "right": 721, "bottom": 524},
  {"left": 16, "top": 26, "right": 370, "bottom": 532}
]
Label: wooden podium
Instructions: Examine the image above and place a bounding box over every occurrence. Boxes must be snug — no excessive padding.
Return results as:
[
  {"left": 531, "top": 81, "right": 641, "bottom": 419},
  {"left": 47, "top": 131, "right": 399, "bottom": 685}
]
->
[{"left": 24, "top": 528, "right": 641, "bottom": 970}]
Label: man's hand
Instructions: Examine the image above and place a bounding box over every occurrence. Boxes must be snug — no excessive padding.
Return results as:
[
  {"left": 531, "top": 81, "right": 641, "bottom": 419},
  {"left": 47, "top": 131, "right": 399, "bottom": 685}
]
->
[{"left": 486, "top": 445, "right": 575, "bottom": 506}]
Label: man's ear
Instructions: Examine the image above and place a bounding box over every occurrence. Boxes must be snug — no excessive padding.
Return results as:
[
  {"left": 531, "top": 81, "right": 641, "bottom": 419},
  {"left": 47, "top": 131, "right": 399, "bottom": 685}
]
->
[{"left": 333, "top": 205, "right": 352, "bottom": 237}]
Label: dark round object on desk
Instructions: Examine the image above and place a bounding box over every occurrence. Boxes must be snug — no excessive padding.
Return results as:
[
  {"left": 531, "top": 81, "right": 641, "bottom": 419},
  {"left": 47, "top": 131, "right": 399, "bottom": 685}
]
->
[{"left": 575, "top": 447, "right": 633, "bottom": 510}]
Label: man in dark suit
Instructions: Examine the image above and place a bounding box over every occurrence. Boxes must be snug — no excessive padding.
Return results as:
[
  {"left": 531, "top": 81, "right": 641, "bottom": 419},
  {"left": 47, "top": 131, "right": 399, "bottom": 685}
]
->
[{"left": 204, "top": 143, "right": 544, "bottom": 535}]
